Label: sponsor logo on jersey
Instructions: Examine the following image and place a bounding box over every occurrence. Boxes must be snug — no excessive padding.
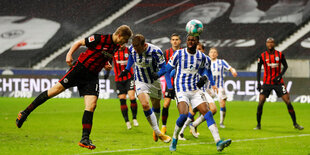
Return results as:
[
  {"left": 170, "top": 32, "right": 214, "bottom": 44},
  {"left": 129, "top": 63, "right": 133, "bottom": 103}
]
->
[
  {"left": 88, "top": 35, "right": 95, "bottom": 42},
  {"left": 275, "top": 57, "right": 279, "bottom": 61},
  {"left": 267, "top": 63, "right": 279, "bottom": 68},
  {"left": 63, "top": 78, "right": 68, "bottom": 83}
]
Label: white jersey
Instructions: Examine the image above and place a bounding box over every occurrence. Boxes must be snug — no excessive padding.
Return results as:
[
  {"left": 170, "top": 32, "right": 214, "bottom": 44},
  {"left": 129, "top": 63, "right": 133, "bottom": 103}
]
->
[
  {"left": 207, "top": 59, "right": 231, "bottom": 89},
  {"left": 129, "top": 43, "right": 165, "bottom": 84},
  {"left": 168, "top": 48, "right": 211, "bottom": 92}
]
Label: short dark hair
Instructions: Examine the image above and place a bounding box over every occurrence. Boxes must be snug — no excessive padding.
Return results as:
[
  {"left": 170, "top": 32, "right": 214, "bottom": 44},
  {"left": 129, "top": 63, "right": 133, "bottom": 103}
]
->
[
  {"left": 132, "top": 34, "right": 145, "bottom": 46},
  {"left": 186, "top": 34, "right": 199, "bottom": 41},
  {"left": 170, "top": 33, "right": 181, "bottom": 39},
  {"left": 198, "top": 42, "right": 205, "bottom": 50}
]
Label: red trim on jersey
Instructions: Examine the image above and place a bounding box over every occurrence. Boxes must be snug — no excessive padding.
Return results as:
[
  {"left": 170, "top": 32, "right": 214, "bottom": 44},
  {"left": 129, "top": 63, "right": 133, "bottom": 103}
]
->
[
  {"left": 113, "top": 47, "right": 134, "bottom": 82},
  {"left": 58, "top": 62, "right": 78, "bottom": 82}
]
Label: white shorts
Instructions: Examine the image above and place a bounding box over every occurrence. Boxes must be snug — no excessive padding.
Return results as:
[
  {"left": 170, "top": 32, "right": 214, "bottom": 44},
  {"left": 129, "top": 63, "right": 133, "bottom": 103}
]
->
[
  {"left": 176, "top": 90, "right": 206, "bottom": 109},
  {"left": 135, "top": 80, "right": 162, "bottom": 99},
  {"left": 206, "top": 88, "right": 227, "bottom": 100},
  {"left": 204, "top": 91, "right": 215, "bottom": 103}
]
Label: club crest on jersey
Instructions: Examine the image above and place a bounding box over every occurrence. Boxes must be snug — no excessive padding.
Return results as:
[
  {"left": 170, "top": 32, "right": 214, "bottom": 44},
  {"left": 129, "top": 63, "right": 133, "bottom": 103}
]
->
[
  {"left": 170, "top": 56, "right": 174, "bottom": 60},
  {"left": 275, "top": 57, "right": 279, "bottom": 61},
  {"left": 88, "top": 35, "right": 95, "bottom": 42},
  {"left": 125, "top": 53, "right": 128, "bottom": 57}
]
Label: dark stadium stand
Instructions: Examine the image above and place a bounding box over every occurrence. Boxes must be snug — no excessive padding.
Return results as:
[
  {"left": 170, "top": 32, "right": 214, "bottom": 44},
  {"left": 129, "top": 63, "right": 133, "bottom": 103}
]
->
[
  {"left": 68, "top": 0, "right": 308, "bottom": 69},
  {"left": 0, "top": 0, "right": 131, "bottom": 68},
  {"left": 284, "top": 32, "right": 310, "bottom": 59},
  {"left": 1, "top": 0, "right": 309, "bottom": 69}
]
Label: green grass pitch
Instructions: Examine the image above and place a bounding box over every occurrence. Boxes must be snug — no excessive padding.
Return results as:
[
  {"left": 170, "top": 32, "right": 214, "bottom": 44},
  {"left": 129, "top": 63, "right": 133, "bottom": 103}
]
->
[{"left": 0, "top": 97, "right": 309, "bottom": 154}]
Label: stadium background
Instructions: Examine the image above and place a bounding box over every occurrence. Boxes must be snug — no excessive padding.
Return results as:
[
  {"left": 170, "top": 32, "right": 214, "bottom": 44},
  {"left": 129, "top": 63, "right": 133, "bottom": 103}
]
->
[
  {"left": 1, "top": 0, "right": 310, "bottom": 154},
  {"left": 0, "top": 0, "right": 309, "bottom": 103}
]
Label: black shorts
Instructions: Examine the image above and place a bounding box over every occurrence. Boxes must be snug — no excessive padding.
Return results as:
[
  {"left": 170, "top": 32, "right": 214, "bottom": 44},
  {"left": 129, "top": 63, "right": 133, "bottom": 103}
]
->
[
  {"left": 115, "top": 79, "right": 135, "bottom": 95},
  {"left": 164, "top": 84, "right": 175, "bottom": 99},
  {"left": 59, "top": 62, "right": 99, "bottom": 96},
  {"left": 260, "top": 84, "right": 288, "bottom": 98}
]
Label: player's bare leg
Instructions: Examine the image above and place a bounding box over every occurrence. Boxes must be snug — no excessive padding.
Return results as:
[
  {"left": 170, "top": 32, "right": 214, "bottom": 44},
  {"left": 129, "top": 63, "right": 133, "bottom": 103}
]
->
[
  {"left": 161, "top": 97, "right": 171, "bottom": 134},
  {"left": 16, "top": 82, "right": 66, "bottom": 128},
  {"left": 128, "top": 90, "right": 138, "bottom": 126},
  {"left": 282, "top": 94, "right": 304, "bottom": 130},
  {"left": 170, "top": 101, "right": 189, "bottom": 151},
  {"left": 219, "top": 99, "right": 226, "bottom": 128},
  {"left": 78, "top": 95, "right": 97, "bottom": 150},
  {"left": 255, "top": 94, "right": 266, "bottom": 130}
]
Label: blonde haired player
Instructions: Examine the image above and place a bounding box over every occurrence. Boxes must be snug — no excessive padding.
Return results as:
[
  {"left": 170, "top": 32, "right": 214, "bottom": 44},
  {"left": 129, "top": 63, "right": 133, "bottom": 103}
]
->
[{"left": 207, "top": 47, "right": 237, "bottom": 128}]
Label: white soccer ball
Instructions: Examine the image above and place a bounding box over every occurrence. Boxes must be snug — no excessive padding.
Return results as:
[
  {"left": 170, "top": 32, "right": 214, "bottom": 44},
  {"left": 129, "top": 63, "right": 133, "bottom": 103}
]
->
[{"left": 186, "top": 19, "right": 204, "bottom": 36}]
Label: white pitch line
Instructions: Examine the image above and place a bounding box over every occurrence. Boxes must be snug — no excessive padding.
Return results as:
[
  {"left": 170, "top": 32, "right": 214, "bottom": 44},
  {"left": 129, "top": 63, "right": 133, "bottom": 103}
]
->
[
  {"left": 80, "top": 134, "right": 310, "bottom": 154},
  {"left": 134, "top": 0, "right": 191, "bottom": 25}
]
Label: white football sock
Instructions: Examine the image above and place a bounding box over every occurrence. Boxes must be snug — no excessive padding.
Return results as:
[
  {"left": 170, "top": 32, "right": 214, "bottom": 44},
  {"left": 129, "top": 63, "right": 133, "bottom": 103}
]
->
[
  {"left": 208, "top": 124, "right": 221, "bottom": 143},
  {"left": 192, "top": 115, "right": 205, "bottom": 127},
  {"left": 172, "top": 124, "right": 181, "bottom": 139},
  {"left": 220, "top": 111, "right": 226, "bottom": 124},
  {"left": 146, "top": 112, "right": 161, "bottom": 135},
  {"left": 179, "top": 117, "right": 192, "bottom": 134}
]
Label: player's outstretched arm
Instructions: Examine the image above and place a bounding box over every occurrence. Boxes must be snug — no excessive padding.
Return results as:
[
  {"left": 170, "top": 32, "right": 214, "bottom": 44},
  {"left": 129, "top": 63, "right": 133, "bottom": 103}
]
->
[
  {"left": 66, "top": 39, "right": 85, "bottom": 67},
  {"left": 165, "top": 63, "right": 174, "bottom": 89},
  {"left": 229, "top": 68, "right": 238, "bottom": 77},
  {"left": 119, "top": 53, "right": 134, "bottom": 77}
]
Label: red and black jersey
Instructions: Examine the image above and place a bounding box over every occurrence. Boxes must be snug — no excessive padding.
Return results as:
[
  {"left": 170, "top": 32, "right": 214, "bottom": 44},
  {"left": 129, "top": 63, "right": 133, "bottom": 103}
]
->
[
  {"left": 78, "top": 34, "right": 120, "bottom": 75},
  {"left": 258, "top": 50, "right": 285, "bottom": 85},
  {"left": 113, "top": 47, "right": 134, "bottom": 82},
  {"left": 164, "top": 48, "right": 175, "bottom": 64}
]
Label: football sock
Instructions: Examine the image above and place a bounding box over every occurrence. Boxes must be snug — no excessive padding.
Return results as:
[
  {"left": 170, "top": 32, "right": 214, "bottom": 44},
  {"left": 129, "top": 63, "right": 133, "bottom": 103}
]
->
[
  {"left": 24, "top": 90, "right": 49, "bottom": 114},
  {"left": 204, "top": 111, "right": 220, "bottom": 143},
  {"left": 192, "top": 115, "right": 205, "bottom": 127},
  {"left": 130, "top": 99, "right": 138, "bottom": 119},
  {"left": 152, "top": 107, "right": 160, "bottom": 125},
  {"left": 144, "top": 109, "right": 161, "bottom": 135},
  {"left": 220, "top": 107, "right": 226, "bottom": 124},
  {"left": 161, "top": 107, "right": 169, "bottom": 126},
  {"left": 120, "top": 99, "right": 129, "bottom": 122},
  {"left": 173, "top": 114, "right": 187, "bottom": 139},
  {"left": 82, "top": 110, "right": 93, "bottom": 139},
  {"left": 256, "top": 104, "right": 263, "bottom": 126},
  {"left": 179, "top": 113, "right": 194, "bottom": 134},
  {"left": 286, "top": 103, "right": 297, "bottom": 125}
]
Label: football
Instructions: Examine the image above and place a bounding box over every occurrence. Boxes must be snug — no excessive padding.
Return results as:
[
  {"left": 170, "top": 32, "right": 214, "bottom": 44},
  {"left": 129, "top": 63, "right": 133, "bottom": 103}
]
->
[{"left": 185, "top": 19, "right": 203, "bottom": 36}]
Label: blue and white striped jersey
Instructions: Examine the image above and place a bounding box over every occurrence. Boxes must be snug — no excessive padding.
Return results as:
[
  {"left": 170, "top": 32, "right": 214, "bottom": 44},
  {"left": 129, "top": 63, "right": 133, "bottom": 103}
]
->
[
  {"left": 168, "top": 48, "right": 211, "bottom": 92},
  {"left": 207, "top": 59, "right": 231, "bottom": 89},
  {"left": 128, "top": 43, "right": 165, "bottom": 84}
]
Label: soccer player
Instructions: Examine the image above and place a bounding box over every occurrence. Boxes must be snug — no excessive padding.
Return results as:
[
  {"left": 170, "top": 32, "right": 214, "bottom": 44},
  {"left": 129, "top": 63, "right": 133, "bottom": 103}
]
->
[
  {"left": 178, "top": 43, "right": 219, "bottom": 140},
  {"left": 16, "top": 25, "right": 133, "bottom": 150},
  {"left": 119, "top": 34, "right": 171, "bottom": 143},
  {"left": 161, "top": 33, "right": 181, "bottom": 134},
  {"left": 207, "top": 47, "right": 237, "bottom": 128},
  {"left": 112, "top": 45, "right": 138, "bottom": 129},
  {"left": 255, "top": 37, "right": 304, "bottom": 130},
  {"left": 166, "top": 35, "right": 231, "bottom": 152}
]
